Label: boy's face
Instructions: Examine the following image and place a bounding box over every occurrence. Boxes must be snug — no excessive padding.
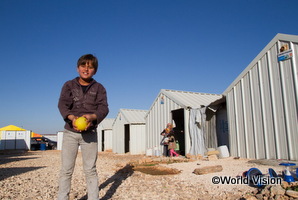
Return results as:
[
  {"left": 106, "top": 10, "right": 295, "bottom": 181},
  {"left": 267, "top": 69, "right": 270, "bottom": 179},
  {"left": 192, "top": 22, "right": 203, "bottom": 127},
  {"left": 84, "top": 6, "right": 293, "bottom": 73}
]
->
[{"left": 77, "top": 61, "right": 96, "bottom": 81}]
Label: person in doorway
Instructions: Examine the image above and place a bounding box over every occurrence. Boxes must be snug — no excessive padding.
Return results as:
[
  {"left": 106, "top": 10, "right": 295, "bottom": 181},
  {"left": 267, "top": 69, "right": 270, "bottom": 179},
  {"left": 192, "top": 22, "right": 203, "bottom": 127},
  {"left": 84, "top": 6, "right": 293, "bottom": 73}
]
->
[
  {"left": 57, "top": 54, "right": 109, "bottom": 200},
  {"left": 167, "top": 133, "right": 179, "bottom": 157},
  {"left": 160, "top": 123, "right": 174, "bottom": 157}
]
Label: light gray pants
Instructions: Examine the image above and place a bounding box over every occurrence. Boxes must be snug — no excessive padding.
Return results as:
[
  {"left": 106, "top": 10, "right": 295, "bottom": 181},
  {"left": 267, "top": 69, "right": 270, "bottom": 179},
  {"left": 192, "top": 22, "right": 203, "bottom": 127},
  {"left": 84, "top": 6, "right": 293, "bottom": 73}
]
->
[{"left": 57, "top": 129, "right": 99, "bottom": 200}]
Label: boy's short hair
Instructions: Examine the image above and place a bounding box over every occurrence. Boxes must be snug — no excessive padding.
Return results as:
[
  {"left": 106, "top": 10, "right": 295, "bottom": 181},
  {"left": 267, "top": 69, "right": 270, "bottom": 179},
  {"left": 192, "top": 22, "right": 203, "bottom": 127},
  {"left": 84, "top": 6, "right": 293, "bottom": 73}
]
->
[{"left": 77, "top": 54, "right": 98, "bottom": 73}]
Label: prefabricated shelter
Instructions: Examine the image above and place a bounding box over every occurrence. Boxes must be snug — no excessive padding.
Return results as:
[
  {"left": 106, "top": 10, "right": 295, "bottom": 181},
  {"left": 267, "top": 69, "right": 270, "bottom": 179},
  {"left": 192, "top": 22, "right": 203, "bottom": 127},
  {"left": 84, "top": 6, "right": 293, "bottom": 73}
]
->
[
  {"left": 145, "top": 89, "right": 223, "bottom": 156},
  {"left": 112, "top": 109, "right": 147, "bottom": 155},
  {"left": 97, "top": 118, "right": 114, "bottom": 152},
  {"left": 223, "top": 33, "right": 298, "bottom": 160},
  {"left": 0, "top": 125, "right": 31, "bottom": 150}
]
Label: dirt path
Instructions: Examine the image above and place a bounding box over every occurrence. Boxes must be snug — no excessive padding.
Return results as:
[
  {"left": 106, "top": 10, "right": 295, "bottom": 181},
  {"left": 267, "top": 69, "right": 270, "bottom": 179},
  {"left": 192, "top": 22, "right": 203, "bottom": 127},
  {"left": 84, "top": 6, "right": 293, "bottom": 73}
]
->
[{"left": 0, "top": 150, "right": 287, "bottom": 199}]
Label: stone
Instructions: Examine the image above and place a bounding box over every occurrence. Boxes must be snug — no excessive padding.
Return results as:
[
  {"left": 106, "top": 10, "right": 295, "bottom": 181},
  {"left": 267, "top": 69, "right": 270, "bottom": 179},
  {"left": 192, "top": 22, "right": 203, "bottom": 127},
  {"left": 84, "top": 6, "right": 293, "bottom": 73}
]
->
[
  {"left": 208, "top": 154, "right": 218, "bottom": 161},
  {"left": 281, "top": 181, "right": 290, "bottom": 189},
  {"left": 285, "top": 190, "right": 298, "bottom": 198},
  {"left": 270, "top": 185, "right": 285, "bottom": 196},
  {"left": 193, "top": 165, "right": 223, "bottom": 175},
  {"left": 207, "top": 150, "right": 220, "bottom": 156}
]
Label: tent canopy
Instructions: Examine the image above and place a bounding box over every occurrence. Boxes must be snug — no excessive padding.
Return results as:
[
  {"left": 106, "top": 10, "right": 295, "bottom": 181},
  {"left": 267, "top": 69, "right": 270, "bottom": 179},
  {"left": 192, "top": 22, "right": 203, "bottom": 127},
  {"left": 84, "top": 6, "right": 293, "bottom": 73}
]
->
[{"left": 0, "top": 125, "right": 26, "bottom": 131}]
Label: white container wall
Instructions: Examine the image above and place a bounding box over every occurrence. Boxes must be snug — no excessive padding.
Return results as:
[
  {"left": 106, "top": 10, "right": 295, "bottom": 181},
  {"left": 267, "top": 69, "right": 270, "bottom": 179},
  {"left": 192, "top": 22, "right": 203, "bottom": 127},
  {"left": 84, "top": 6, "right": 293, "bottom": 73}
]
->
[
  {"left": 0, "top": 130, "right": 31, "bottom": 150},
  {"left": 224, "top": 33, "right": 298, "bottom": 160},
  {"left": 112, "top": 109, "right": 147, "bottom": 155}
]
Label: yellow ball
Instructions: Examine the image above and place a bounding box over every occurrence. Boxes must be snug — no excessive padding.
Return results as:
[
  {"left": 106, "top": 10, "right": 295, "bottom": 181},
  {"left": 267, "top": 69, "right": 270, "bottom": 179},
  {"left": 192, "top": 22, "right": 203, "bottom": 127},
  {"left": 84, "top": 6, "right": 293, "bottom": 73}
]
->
[{"left": 75, "top": 117, "right": 88, "bottom": 131}]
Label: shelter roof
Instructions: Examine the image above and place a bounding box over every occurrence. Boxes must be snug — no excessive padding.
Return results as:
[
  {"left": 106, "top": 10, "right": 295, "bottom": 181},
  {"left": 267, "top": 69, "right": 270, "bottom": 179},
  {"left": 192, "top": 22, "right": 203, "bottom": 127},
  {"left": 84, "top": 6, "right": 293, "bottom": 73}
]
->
[
  {"left": 157, "top": 89, "right": 222, "bottom": 109},
  {"left": 223, "top": 33, "right": 298, "bottom": 94},
  {"left": 117, "top": 109, "right": 148, "bottom": 124},
  {"left": 0, "top": 125, "right": 26, "bottom": 131},
  {"left": 99, "top": 118, "right": 115, "bottom": 130}
]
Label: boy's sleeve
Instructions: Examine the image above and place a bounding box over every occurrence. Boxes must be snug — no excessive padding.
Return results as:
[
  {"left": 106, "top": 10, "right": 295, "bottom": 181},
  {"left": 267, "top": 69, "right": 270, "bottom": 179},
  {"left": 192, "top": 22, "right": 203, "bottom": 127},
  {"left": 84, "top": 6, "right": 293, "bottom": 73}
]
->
[
  {"left": 58, "top": 82, "right": 73, "bottom": 122},
  {"left": 94, "top": 85, "right": 109, "bottom": 125}
]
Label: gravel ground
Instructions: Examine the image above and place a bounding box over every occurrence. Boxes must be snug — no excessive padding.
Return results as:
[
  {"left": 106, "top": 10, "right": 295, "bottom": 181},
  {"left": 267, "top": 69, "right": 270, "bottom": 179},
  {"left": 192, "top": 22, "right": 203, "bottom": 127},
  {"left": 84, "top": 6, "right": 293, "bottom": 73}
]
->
[{"left": 0, "top": 150, "right": 287, "bottom": 200}]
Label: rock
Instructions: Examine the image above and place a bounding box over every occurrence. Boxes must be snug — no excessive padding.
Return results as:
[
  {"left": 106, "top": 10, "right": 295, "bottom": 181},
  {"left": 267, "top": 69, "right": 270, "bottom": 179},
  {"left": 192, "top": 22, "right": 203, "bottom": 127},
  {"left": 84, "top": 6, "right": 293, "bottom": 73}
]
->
[
  {"left": 208, "top": 154, "right": 218, "bottom": 161},
  {"left": 193, "top": 165, "right": 223, "bottom": 175},
  {"left": 281, "top": 181, "right": 290, "bottom": 189},
  {"left": 207, "top": 150, "right": 220, "bottom": 156},
  {"left": 242, "top": 193, "right": 258, "bottom": 200},
  {"left": 285, "top": 189, "right": 298, "bottom": 198},
  {"left": 270, "top": 185, "right": 285, "bottom": 196}
]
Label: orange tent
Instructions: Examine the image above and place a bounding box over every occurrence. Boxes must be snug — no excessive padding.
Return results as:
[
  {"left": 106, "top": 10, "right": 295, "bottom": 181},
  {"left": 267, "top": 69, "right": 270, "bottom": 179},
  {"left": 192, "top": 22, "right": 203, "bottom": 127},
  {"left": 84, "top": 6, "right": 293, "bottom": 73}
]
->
[{"left": 31, "top": 132, "right": 43, "bottom": 137}]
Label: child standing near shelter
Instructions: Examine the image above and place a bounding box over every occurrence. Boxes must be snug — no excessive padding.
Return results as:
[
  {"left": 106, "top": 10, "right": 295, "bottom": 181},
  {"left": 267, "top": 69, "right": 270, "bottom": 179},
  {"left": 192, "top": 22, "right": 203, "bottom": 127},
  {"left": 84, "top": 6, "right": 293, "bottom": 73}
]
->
[
  {"left": 161, "top": 123, "right": 174, "bottom": 157},
  {"left": 57, "top": 54, "right": 109, "bottom": 200},
  {"left": 168, "top": 133, "right": 179, "bottom": 157}
]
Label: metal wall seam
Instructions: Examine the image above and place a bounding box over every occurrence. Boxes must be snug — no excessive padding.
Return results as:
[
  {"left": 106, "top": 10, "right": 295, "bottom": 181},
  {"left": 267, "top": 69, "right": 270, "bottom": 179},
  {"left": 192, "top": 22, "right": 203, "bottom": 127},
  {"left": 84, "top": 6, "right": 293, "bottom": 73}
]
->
[
  {"left": 250, "top": 64, "right": 266, "bottom": 159},
  {"left": 227, "top": 90, "right": 237, "bottom": 156},
  {"left": 237, "top": 82, "right": 247, "bottom": 158},
  {"left": 242, "top": 73, "right": 255, "bottom": 158},
  {"left": 259, "top": 54, "right": 277, "bottom": 159}
]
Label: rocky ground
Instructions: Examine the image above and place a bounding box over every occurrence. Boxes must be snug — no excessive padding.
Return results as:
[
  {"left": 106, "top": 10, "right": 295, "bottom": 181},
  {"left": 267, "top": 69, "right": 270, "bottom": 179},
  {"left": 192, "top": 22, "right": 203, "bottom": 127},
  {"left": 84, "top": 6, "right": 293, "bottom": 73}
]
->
[{"left": 0, "top": 150, "right": 298, "bottom": 200}]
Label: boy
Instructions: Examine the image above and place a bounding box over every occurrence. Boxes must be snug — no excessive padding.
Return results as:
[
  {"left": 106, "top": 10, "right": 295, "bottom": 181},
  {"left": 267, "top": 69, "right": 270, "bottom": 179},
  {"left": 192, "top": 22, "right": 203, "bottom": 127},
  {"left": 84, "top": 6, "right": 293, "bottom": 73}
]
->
[{"left": 57, "top": 54, "right": 109, "bottom": 200}]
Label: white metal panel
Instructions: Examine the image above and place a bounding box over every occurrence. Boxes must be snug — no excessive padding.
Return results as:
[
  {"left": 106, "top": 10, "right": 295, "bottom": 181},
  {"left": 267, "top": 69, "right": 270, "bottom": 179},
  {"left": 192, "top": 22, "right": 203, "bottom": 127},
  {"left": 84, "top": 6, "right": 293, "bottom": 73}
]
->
[
  {"left": 234, "top": 82, "right": 246, "bottom": 157},
  {"left": 268, "top": 44, "right": 288, "bottom": 159},
  {"left": 4, "top": 131, "right": 16, "bottom": 149},
  {"left": 279, "top": 41, "right": 298, "bottom": 160},
  {"left": 259, "top": 54, "right": 276, "bottom": 159},
  {"left": 250, "top": 64, "right": 266, "bottom": 159},
  {"left": 226, "top": 91, "right": 237, "bottom": 157},
  {"left": 241, "top": 73, "right": 255, "bottom": 159},
  {"left": 16, "top": 131, "right": 30, "bottom": 150},
  {"left": 120, "top": 109, "right": 147, "bottom": 124},
  {"left": 104, "top": 130, "right": 113, "bottom": 151},
  {"left": 130, "top": 124, "right": 146, "bottom": 155},
  {"left": 112, "top": 112, "right": 127, "bottom": 154}
]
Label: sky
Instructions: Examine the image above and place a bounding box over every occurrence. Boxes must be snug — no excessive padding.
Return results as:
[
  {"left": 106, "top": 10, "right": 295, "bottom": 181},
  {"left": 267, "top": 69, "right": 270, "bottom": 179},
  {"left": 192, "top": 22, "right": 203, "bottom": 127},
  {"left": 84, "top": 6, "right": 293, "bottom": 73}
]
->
[{"left": 1, "top": 0, "right": 298, "bottom": 135}]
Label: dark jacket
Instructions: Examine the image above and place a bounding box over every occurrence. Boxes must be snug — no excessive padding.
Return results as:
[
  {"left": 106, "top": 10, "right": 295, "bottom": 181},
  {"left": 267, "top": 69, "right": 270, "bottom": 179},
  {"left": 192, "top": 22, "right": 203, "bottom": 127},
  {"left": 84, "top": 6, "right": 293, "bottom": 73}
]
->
[{"left": 58, "top": 77, "right": 109, "bottom": 133}]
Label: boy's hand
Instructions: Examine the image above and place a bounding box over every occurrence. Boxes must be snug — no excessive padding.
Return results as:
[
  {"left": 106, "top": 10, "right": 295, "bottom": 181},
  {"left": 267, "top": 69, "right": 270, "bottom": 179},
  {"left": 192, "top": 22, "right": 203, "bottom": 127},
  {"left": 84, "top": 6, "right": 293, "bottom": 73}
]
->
[
  {"left": 68, "top": 115, "right": 81, "bottom": 131},
  {"left": 82, "top": 114, "right": 97, "bottom": 130}
]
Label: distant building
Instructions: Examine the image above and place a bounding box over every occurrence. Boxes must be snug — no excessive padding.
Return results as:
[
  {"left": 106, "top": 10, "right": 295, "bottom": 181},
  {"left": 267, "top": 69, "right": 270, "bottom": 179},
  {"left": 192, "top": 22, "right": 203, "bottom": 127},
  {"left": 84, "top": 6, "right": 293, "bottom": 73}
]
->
[
  {"left": 97, "top": 118, "right": 114, "bottom": 152},
  {"left": 112, "top": 109, "right": 147, "bottom": 155},
  {"left": 0, "top": 125, "right": 31, "bottom": 150},
  {"left": 145, "top": 89, "right": 223, "bottom": 156}
]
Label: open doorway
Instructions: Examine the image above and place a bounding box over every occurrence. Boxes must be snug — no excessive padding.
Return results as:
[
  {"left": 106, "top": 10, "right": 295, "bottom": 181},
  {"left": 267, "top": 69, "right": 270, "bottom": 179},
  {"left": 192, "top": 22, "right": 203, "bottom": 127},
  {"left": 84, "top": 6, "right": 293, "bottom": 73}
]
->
[
  {"left": 124, "top": 124, "right": 130, "bottom": 153},
  {"left": 171, "top": 108, "right": 185, "bottom": 156}
]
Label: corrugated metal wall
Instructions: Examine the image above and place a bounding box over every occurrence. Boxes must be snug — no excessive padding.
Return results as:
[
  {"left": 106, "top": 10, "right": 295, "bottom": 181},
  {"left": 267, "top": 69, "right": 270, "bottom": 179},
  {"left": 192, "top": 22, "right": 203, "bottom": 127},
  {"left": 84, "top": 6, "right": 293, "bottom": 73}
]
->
[
  {"left": 224, "top": 34, "right": 298, "bottom": 160},
  {"left": 145, "top": 93, "right": 181, "bottom": 153}
]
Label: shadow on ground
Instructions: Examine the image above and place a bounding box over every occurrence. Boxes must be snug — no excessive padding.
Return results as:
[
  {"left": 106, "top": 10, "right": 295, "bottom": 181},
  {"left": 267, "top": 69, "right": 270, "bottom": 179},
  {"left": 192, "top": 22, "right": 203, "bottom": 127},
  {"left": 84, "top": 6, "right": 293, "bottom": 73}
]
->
[{"left": 79, "top": 164, "right": 134, "bottom": 200}]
